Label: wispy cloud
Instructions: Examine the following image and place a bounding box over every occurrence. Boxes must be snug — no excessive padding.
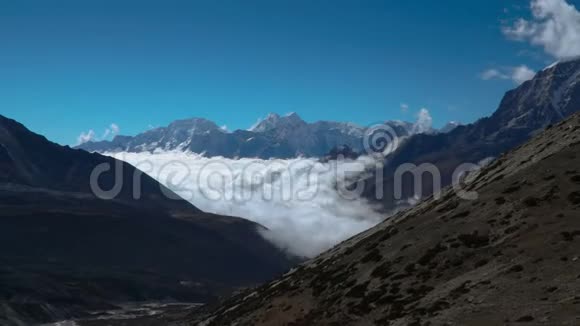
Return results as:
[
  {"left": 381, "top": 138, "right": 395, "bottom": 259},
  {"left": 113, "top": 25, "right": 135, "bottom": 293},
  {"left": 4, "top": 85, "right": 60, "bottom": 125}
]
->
[
  {"left": 503, "top": 0, "right": 580, "bottom": 59},
  {"left": 102, "top": 123, "right": 120, "bottom": 139},
  {"left": 511, "top": 65, "right": 537, "bottom": 84},
  {"left": 482, "top": 0, "right": 578, "bottom": 87},
  {"left": 77, "top": 130, "right": 96, "bottom": 145},
  {"left": 400, "top": 103, "right": 409, "bottom": 113},
  {"left": 480, "top": 65, "right": 536, "bottom": 84},
  {"left": 412, "top": 108, "right": 433, "bottom": 134},
  {"left": 110, "top": 123, "right": 120, "bottom": 135},
  {"left": 480, "top": 68, "right": 509, "bottom": 81},
  {"left": 77, "top": 123, "right": 120, "bottom": 145}
]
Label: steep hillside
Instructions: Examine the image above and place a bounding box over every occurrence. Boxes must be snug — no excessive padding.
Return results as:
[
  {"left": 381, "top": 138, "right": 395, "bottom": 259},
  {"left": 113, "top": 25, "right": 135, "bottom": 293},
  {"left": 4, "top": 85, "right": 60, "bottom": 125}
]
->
[
  {"left": 186, "top": 112, "right": 580, "bottom": 325},
  {"left": 0, "top": 115, "right": 295, "bottom": 325}
]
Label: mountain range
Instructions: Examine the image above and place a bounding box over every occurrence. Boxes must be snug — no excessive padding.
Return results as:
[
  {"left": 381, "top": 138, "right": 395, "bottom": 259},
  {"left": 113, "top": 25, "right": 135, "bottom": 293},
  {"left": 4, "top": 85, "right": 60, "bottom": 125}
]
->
[
  {"left": 0, "top": 115, "right": 296, "bottom": 325},
  {"left": 77, "top": 112, "right": 458, "bottom": 159}
]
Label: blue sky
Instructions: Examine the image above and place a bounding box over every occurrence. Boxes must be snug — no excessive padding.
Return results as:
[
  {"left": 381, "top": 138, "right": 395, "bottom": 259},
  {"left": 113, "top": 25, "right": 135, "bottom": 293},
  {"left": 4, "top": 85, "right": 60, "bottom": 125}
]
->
[{"left": 1, "top": 0, "right": 578, "bottom": 145}]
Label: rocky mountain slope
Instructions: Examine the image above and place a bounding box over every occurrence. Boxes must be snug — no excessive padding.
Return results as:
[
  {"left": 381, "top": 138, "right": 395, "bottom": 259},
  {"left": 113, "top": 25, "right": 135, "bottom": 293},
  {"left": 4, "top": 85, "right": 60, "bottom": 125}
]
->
[
  {"left": 363, "top": 58, "right": 580, "bottom": 210},
  {"left": 0, "top": 115, "right": 295, "bottom": 325},
  {"left": 183, "top": 111, "right": 580, "bottom": 326},
  {"left": 77, "top": 113, "right": 448, "bottom": 159}
]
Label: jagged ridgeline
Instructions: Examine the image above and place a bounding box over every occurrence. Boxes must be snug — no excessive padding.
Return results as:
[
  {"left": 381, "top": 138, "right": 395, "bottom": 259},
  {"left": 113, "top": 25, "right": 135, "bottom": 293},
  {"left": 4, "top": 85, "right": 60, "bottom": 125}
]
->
[{"left": 77, "top": 112, "right": 456, "bottom": 159}]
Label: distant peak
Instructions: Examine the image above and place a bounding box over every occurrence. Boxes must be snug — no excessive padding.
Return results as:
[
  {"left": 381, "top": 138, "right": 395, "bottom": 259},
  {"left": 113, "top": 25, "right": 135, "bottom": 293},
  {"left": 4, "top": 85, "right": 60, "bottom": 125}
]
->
[
  {"left": 542, "top": 55, "right": 580, "bottom": 72},
  {"left": 249, "top": 114, "right": 280, "bottom": 132},
  {"left": 284, "top": 112, "right": 304, "bottom": 122},
  {"left": 543, "top": 61, "right": 560, "bottom": 71},
  {"left": 168, "top": 117, "right": 221, "bottom": 132},
  {"left": 439, "top": 121, "right": 462, "bottom": 133},
  {"left": 249, "top": 112, "right": 305, "bottom": 132},
  {"left": 171, "top": 117, "right": 214, "bottom": 124},
  {"left": 386, "top": 120, "right": 413, "bottom": 127},
  {"left": 111, "top": 134, "right": 133, "bottom": 142}
]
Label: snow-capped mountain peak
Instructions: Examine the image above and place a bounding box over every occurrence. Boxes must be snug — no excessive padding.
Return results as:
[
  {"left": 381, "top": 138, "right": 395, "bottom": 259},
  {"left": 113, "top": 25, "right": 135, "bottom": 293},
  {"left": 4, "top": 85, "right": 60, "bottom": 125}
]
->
[
  {"left": 249, "top": 113, "right": 280, "bottom": 132},
  {"left": 543, "top": 55, "right": 580, "bottom": 72},
  {"left": 168, "top": 118, "right": 223, "bottom": 135},
  {"left": 250, "top": 112, "right": 307, "bottom": 133}
]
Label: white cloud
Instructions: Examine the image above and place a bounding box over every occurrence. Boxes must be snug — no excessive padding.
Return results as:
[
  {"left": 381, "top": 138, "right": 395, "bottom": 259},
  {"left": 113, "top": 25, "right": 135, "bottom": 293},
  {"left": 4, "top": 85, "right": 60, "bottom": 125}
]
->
[
  {"left": 481, "top": 68, "right": 509, "bottom": 80},
  {"left": 77, "top": 123, "right": 120, "bottom": 145},
  {"left": 105, "top": 152, "right": 386, "bottom": 258},
  {"left": 400, "top": 103, "right": 409, "bottom": 113},
  {"left": 77, "top": 130, "right": 96, "bottom": 145},
  {"left": 511, "top": 65, "right": 537, "bottom": 84},
  {"left": 103, "top": 123, "right": 120, "bottom": 139},
  {"left": 110, "top": 123, "right": 120, "bottom": 135},
  {"left": 412, "top": 108, "right": 433, "bottom": 134},
  {"left": 480, "top": 65, "right": 536, "bottom": 84},
  {"left": 503, "top": 0, "right": 580, "bottom": 59}
]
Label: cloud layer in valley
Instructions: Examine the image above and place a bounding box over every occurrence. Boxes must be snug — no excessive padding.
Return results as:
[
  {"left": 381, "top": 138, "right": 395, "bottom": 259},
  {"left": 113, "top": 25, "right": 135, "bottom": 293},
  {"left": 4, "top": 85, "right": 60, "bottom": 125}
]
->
[{"left": 106, "top": 152, "right": 387, "bottom": 257}]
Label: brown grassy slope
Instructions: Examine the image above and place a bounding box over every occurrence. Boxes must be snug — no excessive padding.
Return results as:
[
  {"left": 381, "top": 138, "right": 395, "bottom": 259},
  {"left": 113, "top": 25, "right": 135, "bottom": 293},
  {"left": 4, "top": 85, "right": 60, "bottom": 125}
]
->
[{"left": 188, "top": 113, "right": 580, "bottom": 325}]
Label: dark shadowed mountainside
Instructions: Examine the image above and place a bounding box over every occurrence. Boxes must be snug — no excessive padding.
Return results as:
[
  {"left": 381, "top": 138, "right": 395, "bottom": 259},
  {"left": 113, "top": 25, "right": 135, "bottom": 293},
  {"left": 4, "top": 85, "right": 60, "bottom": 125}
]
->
[{"left": 0, "top": 115, "right": 296, "bottom": 325}]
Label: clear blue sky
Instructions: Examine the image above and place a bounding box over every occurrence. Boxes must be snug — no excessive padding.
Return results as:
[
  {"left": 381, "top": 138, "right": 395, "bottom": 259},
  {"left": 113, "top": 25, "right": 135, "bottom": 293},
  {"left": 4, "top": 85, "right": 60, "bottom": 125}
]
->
[{"left": 0, "top": 0, "right": 574, "bottom": 145}]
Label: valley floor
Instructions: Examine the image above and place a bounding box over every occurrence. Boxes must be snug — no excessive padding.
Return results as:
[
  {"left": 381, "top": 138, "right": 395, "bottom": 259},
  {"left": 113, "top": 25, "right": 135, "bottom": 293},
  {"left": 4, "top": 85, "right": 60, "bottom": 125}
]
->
[{"left": 46, "top": 302, "right": 202, "bottom": 326}]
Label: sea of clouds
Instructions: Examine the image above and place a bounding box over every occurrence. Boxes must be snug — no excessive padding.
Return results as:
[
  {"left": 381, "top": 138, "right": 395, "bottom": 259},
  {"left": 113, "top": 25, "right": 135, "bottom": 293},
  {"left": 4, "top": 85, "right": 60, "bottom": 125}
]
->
[{"left": 105, "top": 151, "right": 387, "bottom": 258}]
